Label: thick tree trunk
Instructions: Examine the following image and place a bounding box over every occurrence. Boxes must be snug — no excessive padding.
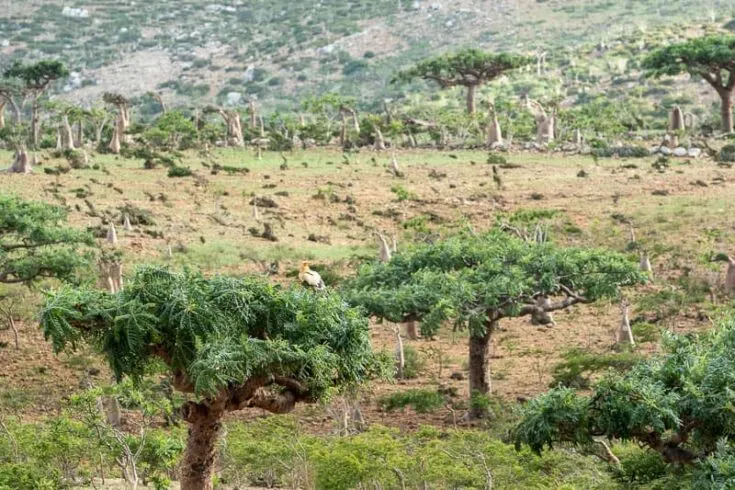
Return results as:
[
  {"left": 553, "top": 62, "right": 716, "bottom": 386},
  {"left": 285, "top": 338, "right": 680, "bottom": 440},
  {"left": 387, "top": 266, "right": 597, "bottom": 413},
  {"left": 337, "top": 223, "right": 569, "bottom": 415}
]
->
[
  {"left": 8, "top": 149, "right": 31, "bottom": 174},
  {"left": 405, "top": 319, "right": 418, "bottom": 340},
  {"left": 31, "top": 98, "right": 40, "bottom": 149},
  {"left": 487, "top": 114, "right": 502, "bottom": 146},
  {"left": 468, "top": 321, "right": 495, "bottom": 419},
  {"left": 76, "top": 119, "right": 84, "bottom": 147},
  {"left": 721, "top": 91, "right": 733, "bottom": 133},
  {"left": 466, "top": 85, "right": 477, "bottom": 115},
  {"left": 62, "top": 115, "right": 75, "bottom": 150},
  {"left": 181, "top": 404, "right": 224, "bottom": 490},
  {"left": 109, "top": 116, "right": 122, "bottom": 154}
]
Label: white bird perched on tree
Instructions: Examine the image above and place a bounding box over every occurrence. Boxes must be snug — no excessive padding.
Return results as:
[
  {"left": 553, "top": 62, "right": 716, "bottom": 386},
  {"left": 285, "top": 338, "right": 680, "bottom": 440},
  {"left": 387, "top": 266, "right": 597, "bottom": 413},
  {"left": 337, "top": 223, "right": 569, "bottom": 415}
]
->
[{"left": 299, "top": 261, "right": 325, "bottom": 290}]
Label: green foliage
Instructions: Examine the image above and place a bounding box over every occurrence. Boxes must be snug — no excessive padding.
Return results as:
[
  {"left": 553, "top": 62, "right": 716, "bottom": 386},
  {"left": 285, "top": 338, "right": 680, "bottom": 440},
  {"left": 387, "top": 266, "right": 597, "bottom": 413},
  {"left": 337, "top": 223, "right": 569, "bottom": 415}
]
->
[
  {"left": 221, "top": 419, "right": 616, "bottom": 490},
  {"left": 390, "top": 184, "right": 417, "bottom": 202},
  {"left": 643, "top": 35, "right": 735, "bottom": 80},
  {"left": 345, "top": 229, "right": 643, "bottom": 338},
  {"left": 167, "top": 165, "right": 193, "bottom": 177},
  {"left": 4, "top": 60, "right": 69, "bottom": 91},
  {"left": 379, "top": 389, "right": 445, "bottom": 413},
  {"left": 718, "top": 144, "right": 735, "bottom": 163},
  {"left": 396, "top": 49, "right": 532, "bottom": 88},
  {"left": 0, "top": 194, "right": 95, "bottom": 285},
  {"left": 516, "top": 316, "right": 735, "bottom": 481},
  {"left": 143, "top": 110, "right": 197, "bottom": 150},
  {"left": 402, "top": 344, "right": 425, "bottom": 379},
  {"left": 591, "top": 146, "right": 650, "bottom": 158},
  {"left": 486, "top": 153, "right": 507, "bottom": 164},
  {"left": 40, "top": 267, "right": 382, "bottom": 400},
  {"left": 549, "top": 348, "right": 643, "bottom": 389}
]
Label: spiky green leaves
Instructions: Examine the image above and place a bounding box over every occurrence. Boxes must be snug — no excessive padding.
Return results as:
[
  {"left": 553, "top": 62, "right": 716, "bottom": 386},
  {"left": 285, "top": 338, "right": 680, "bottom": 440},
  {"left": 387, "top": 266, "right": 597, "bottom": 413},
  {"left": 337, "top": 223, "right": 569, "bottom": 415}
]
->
[
  {"left": 515, "top": 318, "right": 735, "bottom": 464},
  {"left": 344, "top": 230, "right": 643, "bottom": 338},
  {"left": 395, "top": 49, "right": 532, "bottom": 87},
  {"left": 40, "top": 267, "right": 381, "bottom": 400},
  {"left": 0, "top": 195, "right": 95, "bottom": 285}
]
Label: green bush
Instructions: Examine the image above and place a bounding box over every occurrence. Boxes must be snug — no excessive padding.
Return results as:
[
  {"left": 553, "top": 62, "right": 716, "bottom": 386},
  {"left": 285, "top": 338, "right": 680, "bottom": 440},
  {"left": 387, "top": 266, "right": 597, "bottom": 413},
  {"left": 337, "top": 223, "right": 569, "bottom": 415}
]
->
[
  {"left": 402, "top": 345, "right": 425, "bottom": 379},
  {"left": 379, "top": 389, "right": 445, "bottom": 413},
  {"left": 591, "top": 146, "right": 649, "bottom": 158},
  {"left": 718, "top": 144, "right": 735, "bottom": 163},
  {"left": 167, "top": 165, "right": 193, "bottom": 177},
  {"left": 550, "top": 348, "right": 642, "bottom": 389},
  {"left": 487, "top": 153, "right": 508, "bottom": 164}
]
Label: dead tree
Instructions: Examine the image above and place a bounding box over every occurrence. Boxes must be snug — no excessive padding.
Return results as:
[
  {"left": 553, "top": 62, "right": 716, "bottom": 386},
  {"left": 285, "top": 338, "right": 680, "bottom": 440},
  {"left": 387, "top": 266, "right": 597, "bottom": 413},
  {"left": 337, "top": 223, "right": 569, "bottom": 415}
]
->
[
  {"left": 487, "top": 101, "right": 503, "bottom": 147},
  {"left": 104, "top": 93, "right": 130, "bottom": 154},
  {"left": 616, "top": 299, "right": 635, "bottom": 346},
  {"left": 525, "top": 97, "right": 554, "bottom": 144},
  {"left": 669, "top": 105, "right": 684, "bottom": 148}
]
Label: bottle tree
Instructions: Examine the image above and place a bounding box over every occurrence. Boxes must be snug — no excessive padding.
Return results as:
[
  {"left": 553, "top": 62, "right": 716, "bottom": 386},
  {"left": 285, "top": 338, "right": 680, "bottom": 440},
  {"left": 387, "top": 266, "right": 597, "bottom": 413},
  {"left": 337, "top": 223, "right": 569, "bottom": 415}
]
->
[
  {"left": 345, "top": 229, "right": 643, "bottom": 419},
  {"left": 4, "top": 60, "right": 69, "bottom": 148},
  {"left": 394, "top": 49, "right": 531, "bottom": 114},
  {"left": 643, "top": 35, "right": 735, "bottom": 133},
  {"left": 40, "top": 267, "right": 384, "bottom": 490},
  {"left": 515, "top": 317, "right": 735, "bottom": 481}
]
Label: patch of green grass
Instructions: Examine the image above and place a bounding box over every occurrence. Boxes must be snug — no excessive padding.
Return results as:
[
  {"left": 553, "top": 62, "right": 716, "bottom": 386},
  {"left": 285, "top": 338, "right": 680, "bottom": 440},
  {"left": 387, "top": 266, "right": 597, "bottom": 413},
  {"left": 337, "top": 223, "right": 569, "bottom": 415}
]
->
[{"left": 378, "top": 389, "right": 445, "bottom": 414}]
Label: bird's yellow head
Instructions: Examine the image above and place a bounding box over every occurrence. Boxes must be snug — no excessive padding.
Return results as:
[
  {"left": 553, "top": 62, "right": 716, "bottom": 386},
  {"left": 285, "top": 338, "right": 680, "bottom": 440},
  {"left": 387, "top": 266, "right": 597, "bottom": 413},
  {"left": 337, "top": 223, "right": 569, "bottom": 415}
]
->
[{"left": 300, "top": 261, "right": 311, "bottom": 273}]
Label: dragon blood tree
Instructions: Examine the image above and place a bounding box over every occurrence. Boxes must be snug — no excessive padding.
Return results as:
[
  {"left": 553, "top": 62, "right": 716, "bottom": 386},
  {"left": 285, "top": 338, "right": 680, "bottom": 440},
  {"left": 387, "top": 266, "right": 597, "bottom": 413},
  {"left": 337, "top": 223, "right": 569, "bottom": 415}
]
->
[
  {"left": 40, "top": 267, "right": 383, "bottom": 490},
  {"left": 515, "top": 317, "right": 735, "bottom": 478},
  {"left": 345, "top": 229, "right": 644, "bottom": 419}
]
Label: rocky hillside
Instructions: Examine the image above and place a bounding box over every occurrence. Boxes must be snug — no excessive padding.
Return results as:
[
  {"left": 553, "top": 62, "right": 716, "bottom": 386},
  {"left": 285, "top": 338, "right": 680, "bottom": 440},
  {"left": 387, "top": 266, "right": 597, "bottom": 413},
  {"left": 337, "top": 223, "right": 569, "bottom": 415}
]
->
[{"left": 0, "top": 0, "right": 731, "bottom": 112}]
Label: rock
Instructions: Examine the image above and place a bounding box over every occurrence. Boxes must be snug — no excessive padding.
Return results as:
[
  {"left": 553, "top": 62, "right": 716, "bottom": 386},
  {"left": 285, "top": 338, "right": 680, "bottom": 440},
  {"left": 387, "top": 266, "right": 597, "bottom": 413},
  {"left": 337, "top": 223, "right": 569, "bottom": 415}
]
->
[
  {"left": 672, "top": 147, "right": 688, "bottom": 157},
  {"left": 659, "top": 146, "right": 672, "bottom": 156},
  {"left": 688, "top": 148, "right": 702, "bottom": 158},
  {"left": 62, "top": 6, "right": 89, "bottom": 18}
]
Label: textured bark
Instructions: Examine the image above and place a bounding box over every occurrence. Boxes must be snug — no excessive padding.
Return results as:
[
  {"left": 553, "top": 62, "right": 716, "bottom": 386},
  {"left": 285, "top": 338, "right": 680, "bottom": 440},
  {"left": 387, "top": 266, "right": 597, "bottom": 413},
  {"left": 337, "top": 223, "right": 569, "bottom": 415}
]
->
[
  {"left": 249, "top": 100, "right": 257, "bottom": 128},
  {"left": 721, "top": 91, "right": 734, "bottom": 133},
  {"left": 180, "top": 404, "right": 224, "bottom": 490},
  {"left": 616, "top": 302, "right": 635, "bottom": 346},
  {"left": 527, "top": 98, "right": 554, "bottom": 144},
  {"left": 377, "top": 233, "right": 392, "bottom": 262},
  {"left": 0, "top": 100, "right": 5, "bottom": 129},
  {"left": 405, "top": 319, "right": 418, "bottom": 340},
  {"left": 374, "top": 127, "right": 387, "bottom": 151},
  {"left": 487, "top": 102, "right": 502, "bottom": 146},
  {"left": 61, "top": 115, "right": 75, "bottom": 150},
  {"left": 726, "top": 258, "right": 735, "bottom": 294},
  {"left": 531, "top": 296, "right": 556, "bottom": 327},
  {"left": 469, "top": 321, "right": 495, "bottom": 419},
  {"left": 31, "top": 97, "right": 40, "bottom": 148},
  {"left": 670, "top": 105, "right": 684, "bottom": 131},
  {"left": 108, "top": 115, "right": 123, "bottom": 154},
  {"left": 217, "top": 109, "right": 244, "bottom": 147},
  {"left": 7, "top": 149, "right": 31, "bottom": 174},
  {"left": 466, "top": 85, "right": 477, "bottom": 115}
]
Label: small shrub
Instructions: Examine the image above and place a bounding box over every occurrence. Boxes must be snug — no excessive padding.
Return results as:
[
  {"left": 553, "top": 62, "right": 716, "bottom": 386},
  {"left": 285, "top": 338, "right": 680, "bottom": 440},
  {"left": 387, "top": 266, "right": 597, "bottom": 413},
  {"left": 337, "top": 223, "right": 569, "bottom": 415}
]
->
[
  {"left": 167, "top": 166, "right": 193, "bottom": 178},
  {"left": 718, "top": 144, "right": 735, "bottom": 163},
  {"left": 487, "top": 153, "right": 507, "bottom": 165},
  {"left": 402, "top": 345, "right": 425, "bottom": 379},
  {"left": 379, "top": 389, "right": 444, "bottom": 413},
  {"left": 550, "top": 348, "right": 642, "bottom": 389},
  {"left": 390, "top": 184, "right": 417, "bottom": 202}
]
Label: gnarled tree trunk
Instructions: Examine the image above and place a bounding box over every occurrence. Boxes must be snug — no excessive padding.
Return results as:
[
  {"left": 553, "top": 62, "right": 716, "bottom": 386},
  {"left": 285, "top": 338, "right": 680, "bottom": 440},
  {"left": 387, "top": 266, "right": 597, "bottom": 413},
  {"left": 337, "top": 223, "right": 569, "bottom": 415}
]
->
[
  {"left": 180, "top": 404, "right": 224, "bottom": 490},
  {"left": 469, "top": 321, "right": 496, "bottom": 419},
  {"left": 61, "top": 115, "right": 75, "bottom": 150},
  {"left": 7, "top": 149, "right": 31, "bottom": 174},
  {"left": 218, "top": 109, "right": 244, "bottom": 147}
]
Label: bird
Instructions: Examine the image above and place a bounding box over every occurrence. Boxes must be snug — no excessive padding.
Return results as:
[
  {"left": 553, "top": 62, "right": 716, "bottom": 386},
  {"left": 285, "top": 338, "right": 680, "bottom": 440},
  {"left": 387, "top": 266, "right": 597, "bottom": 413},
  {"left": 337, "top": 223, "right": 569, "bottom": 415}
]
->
[{"left": 299, "top": 261, "right": 325, "bottom": 290}]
